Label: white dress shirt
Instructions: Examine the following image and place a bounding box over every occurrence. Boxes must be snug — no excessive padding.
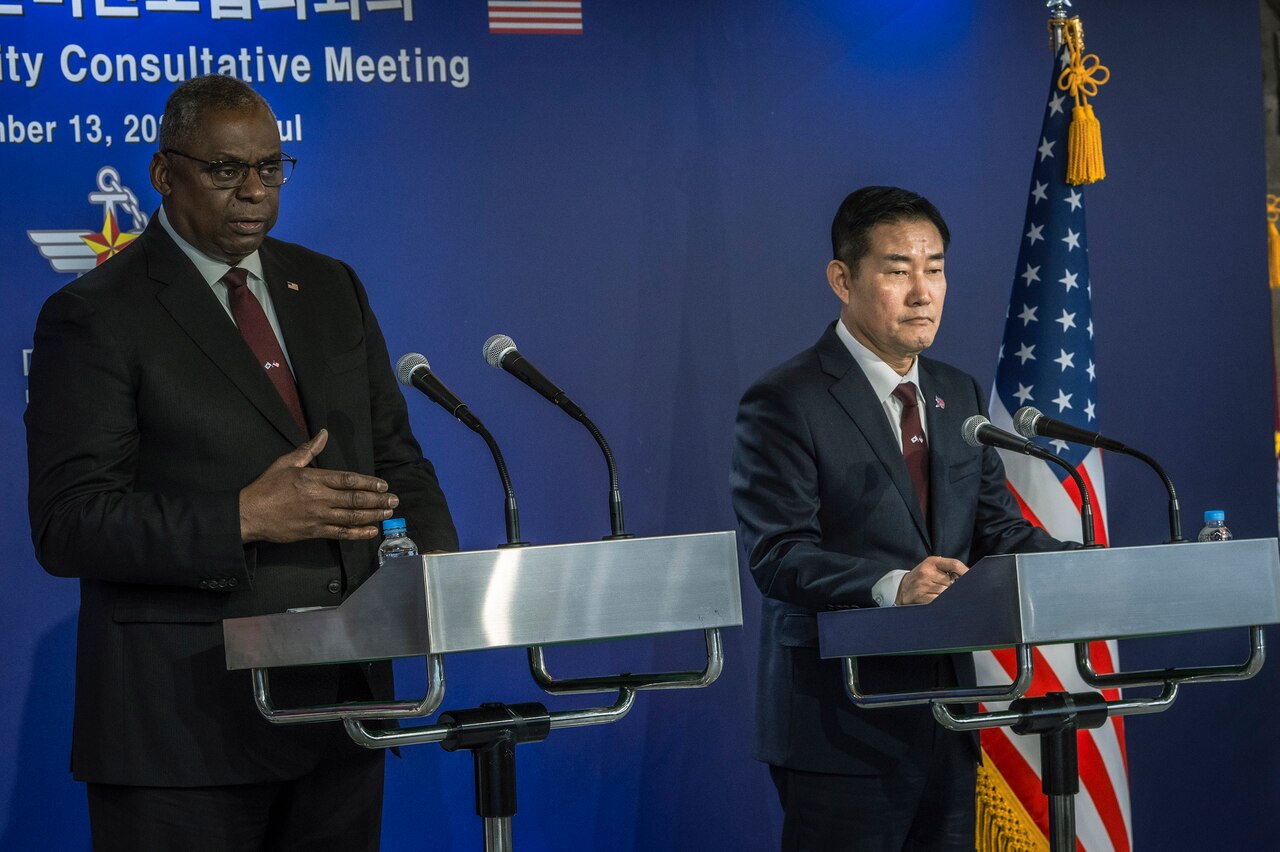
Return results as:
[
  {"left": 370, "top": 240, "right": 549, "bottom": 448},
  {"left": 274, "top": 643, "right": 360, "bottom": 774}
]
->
[
  {"left": 833, "top": 318, "right": 927, "bottom": 607},
  {"left": 157, "top": 206, "right": 295, "bottom": 372}
]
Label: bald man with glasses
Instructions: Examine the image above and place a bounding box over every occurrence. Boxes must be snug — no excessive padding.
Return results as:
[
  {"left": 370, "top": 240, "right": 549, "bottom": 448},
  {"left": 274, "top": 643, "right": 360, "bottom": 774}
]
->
[{"left": 26, "top": 75, "right": 457, "bottom": 851}]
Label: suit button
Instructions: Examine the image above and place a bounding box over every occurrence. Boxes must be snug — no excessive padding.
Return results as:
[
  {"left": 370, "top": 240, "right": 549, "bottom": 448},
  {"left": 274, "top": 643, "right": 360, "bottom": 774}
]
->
[
  {"left": 227, "top": 577, "right": 238, "bottom": 588},
  {"left": 327, "top": 580, "right": 341, "bottom": 594},
  {"left": 198, "top": 580, "right": 209, "bottom": 589}
]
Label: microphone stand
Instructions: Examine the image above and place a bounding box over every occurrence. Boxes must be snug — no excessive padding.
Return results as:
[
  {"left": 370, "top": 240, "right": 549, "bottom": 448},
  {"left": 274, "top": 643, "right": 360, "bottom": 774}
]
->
[
  {"left": 1112, "top": 447, "right": 1184, "bottom": 543},
  {"left": 574, "top": 412, "right": 632, "bottom": 540},
  {"left": 471, "top": 421, "right": 528, "bottom": 548},
  {"left": 1039, "top": 453, "right": 1098, "bottom": 548}
]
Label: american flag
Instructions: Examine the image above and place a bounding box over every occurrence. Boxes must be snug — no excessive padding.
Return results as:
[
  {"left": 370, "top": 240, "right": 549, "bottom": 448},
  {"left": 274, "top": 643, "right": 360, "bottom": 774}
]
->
[
  {"left": 974, "top": 47, "right": 1132, "bottom": 852},
  {"left": 487, "top": 0, "right": 582, "bottom": 34}
]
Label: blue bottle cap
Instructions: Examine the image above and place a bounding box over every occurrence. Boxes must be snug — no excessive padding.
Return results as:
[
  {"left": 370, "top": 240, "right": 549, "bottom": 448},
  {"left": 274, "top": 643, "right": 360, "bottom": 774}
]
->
[
  {"left": 1203, "top": 510, "right": 1225, "bottom": 523},
  {"left": 382, "top": 517, "right": 407, "bottom": 533}
]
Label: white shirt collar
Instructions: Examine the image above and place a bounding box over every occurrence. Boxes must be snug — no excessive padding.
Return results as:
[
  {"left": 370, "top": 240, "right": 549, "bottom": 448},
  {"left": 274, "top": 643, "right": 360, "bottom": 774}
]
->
[
  {"left": 157, "top": 205, "right": 265, "bottom": 287},
  {"left": 834, "top": 318, "right": 922, "bottom": 402}
]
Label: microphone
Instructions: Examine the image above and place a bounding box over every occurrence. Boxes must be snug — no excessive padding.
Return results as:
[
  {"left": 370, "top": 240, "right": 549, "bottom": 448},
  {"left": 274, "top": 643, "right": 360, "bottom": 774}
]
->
[
  {"left": 961, "top": 415, "right": 1051, "bottom": 459},
  {"left": 396, "top": 353, "right": 527, "bottom": 547},
  {"left": 1013, "top": 406, "right": 1184, "bottom": 543},
  {"left": 482, "top": 334, "right": 584, "bottom": 420},
  {"left": 1013, "top": 406, "right": 1126, "bottom": 452},
  {"left": 482, "top": 334, "right": 631, "bottom": 539},
  {"left": 396, "top": 353, "right": 483, "bottom": 433},
  {"left": 962, "top": 415, "right": 1097, "bottom": 547}
]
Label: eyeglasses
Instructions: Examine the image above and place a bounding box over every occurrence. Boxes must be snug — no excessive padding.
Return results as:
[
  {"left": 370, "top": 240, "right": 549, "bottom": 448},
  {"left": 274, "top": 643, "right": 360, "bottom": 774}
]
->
[{"left": 163, "top": 149, "right": 297, "bottom": 188}]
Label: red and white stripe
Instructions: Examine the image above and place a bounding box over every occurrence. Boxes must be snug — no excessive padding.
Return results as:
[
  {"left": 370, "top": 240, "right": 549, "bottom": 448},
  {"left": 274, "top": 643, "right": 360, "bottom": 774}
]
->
[
  {"left": 488, "top": 1, "right": 583, "bottom": 34},
  {"left": 973, "top": 393, "right": 1132, "bottom": 851}
]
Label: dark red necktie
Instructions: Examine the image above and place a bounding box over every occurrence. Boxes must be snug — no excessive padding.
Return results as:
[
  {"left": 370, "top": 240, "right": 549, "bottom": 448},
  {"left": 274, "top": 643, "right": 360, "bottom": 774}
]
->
[
  {"left": 892, "top": 383, "right": 929, "bottom": 520},
  {"left": 223, "top": 267, "right": 308, "bottom": 434}
]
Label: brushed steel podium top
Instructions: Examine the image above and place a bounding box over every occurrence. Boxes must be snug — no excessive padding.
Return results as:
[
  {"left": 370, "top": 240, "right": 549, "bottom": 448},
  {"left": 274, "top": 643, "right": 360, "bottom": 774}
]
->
[
  {"left": 223, "top": 531, "right": 742, "bottom": 671},
  {"left": 817, "top": 538, "right": 1280, "bottom": 659}
]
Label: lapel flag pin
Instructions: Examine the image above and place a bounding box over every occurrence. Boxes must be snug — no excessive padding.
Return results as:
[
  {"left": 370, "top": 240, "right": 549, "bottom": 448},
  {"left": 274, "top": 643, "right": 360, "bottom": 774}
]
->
[
  {"left": 935, "top": 395, "right": 945, "bottom": 409},
  {"left": 287, "top": 281, "right": 299, "bottom": 291}
]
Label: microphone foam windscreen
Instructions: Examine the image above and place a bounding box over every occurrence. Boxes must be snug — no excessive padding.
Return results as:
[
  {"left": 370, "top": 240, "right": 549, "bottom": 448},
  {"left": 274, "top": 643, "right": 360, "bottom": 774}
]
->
[
  {"left": 483, "top": 334, "right": 517, "bottom": 368},
  {"left": 395, "top": 352, "right": 428, "bottom": 386}
]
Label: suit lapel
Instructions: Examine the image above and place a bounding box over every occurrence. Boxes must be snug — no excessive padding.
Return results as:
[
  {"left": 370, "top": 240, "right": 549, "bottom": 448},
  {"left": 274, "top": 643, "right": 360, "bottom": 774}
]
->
[
  {"left": 145, "top": 225, "right": 307, "bottom": 446},
  {"left": 260, "top": 246, "right": 327, "bottom": 442},
  {"left": 918, "top": 361, "right": 958, "bottom": 549},
  {"left": 817, "top": 327, "right": 931, "bottom": 546}
]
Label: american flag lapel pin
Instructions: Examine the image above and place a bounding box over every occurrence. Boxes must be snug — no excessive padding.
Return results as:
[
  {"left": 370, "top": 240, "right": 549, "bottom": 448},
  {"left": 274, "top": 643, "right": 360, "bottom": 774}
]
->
[
  {"left": 935, "top": 395, "right": 945, "bottom": 409},
  {"left": 287, "top": 281, "right": 300, "bottom": 291}
]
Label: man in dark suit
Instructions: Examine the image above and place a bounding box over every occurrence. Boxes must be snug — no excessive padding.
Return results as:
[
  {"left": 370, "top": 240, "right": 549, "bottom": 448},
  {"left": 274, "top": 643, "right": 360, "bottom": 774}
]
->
[
  {"left": 26, "top": 75, "right": 457, "bottom": 851},
  {"left": 731, "top": 186, "right": 1067, "bottom": 851}
]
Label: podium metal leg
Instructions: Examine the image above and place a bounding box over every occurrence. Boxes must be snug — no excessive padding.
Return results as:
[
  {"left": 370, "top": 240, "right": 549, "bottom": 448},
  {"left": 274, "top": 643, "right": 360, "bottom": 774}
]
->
[
  {"left": 484, "top": 818, "right": 513, "bottom": 852},
  {"left": 1040, "top": 726, "right": 1080, "bottom": 852},
  {"left": 1047, "top": 794, "right": 1075, "bottom": 852}
]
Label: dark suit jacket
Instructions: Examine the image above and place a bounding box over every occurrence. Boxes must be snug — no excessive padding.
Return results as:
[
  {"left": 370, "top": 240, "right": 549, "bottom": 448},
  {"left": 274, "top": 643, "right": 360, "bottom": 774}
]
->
[
  {"left": 26, "top": 220, "right": 458, "bottom": 786},
  {"left": 731, "top": 322, "right": 1062, "bottom": 776}
]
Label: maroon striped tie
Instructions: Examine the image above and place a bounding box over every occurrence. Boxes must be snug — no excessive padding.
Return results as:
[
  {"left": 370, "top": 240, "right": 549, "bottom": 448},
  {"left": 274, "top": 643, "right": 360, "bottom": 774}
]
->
[
  {"left": 223, "top": 267, "right": 308, "bottom": 434},
  {"left": 892, "top": 383, "right": 929, "bottom": 520}
]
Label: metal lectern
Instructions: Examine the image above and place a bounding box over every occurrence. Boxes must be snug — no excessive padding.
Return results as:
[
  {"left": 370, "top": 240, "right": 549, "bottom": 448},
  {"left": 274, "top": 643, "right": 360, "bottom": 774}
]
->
[
  {"left": 223, "top": 531, "right": 742, "bottom": 851},
  {"left": 817, "top": 538, "right": 1280, "bottom": 852}
]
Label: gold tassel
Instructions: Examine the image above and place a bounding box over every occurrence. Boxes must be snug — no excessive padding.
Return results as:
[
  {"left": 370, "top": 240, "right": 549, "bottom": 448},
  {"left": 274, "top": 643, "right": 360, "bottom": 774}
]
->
[
  {"left": 1068, "top": 104, "right": 1104, "bottom": 186},
  {"left": 976, "top": 754, "right": 1050, "bottom": 852},
  {"left": 1057, "top": 18, "right": 1110, "bottom": 185},
  {"left": 1269, "top": 197, "right": 1280, "bottom": 461},
  {"left": 1267, "top": 194, "right": 1280, "bottom": 288}
]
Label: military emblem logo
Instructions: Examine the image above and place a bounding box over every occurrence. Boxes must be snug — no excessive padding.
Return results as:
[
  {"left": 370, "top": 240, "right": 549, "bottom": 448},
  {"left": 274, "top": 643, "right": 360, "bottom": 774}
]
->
[{"left": 28, "top": 166, "right": 149, "bottom": 275}]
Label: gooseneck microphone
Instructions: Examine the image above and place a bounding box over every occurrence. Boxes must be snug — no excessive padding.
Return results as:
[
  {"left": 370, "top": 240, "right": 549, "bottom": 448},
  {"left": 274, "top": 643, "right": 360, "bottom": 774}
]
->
[
  {"left": 483, "top": 334, "right": 631, "bottom": 539},
  {"left": 397, "top": 352, "right": 483, "bottom": 432},
  {"left": 1014, "top": 406, "right": 1183, "bottom": 543},
  {"left": 482, "top": 334, "right": 585, "bottom": 420},
  {"left": 396, "top": 353, "right": 526, "bottom": 547},
  {"left": 962, "top": 415, "right": 1096, "bottom": 547},
  {"left": 1013, "top": 406, "right": 1126, "bottom": 453}
]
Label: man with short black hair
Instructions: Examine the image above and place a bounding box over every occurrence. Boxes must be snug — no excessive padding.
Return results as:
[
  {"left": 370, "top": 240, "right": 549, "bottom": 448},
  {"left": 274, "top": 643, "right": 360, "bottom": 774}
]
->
[
  {"left": 26, "top": 75, "right": 457, "bottom": 850},
  {"left": 732, "top": 186, "right": 1068, "bottom": 851}
]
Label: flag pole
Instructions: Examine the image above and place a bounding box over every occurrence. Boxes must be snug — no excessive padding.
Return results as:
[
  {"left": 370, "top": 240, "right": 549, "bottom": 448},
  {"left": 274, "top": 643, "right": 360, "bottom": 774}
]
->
[{"left": 1047, "top": 0, "right": 1072, "bottom": 49}]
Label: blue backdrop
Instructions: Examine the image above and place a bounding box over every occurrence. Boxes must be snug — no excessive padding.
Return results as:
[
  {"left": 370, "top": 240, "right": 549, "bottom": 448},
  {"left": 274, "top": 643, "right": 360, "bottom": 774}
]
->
[{"left": 2, "top": 1, "right": 1274, "bottom": 849}]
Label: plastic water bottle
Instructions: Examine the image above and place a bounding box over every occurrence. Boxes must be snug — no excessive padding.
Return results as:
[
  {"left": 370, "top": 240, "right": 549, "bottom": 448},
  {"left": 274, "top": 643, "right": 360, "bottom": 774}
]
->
[
  {"left": 1196, "top": 510, "right": 1233, "bottom": 542},
  {"left": 378, "top": 518, "right": 419, "bottom": 566}
]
